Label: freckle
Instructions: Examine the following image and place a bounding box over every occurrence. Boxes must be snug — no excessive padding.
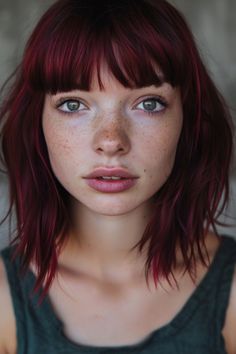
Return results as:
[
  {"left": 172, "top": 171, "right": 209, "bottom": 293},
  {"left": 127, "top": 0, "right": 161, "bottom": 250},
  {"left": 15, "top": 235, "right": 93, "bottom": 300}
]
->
[{"left": 144, "top": 169, "right": 146, "bottom": 173}]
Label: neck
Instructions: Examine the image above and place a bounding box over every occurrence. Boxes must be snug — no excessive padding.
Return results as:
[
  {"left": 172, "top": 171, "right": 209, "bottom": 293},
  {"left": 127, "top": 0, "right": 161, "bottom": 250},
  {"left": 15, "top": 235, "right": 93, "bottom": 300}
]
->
[{"left": 60, "top": 200, "right": 154, "bottom": 283}]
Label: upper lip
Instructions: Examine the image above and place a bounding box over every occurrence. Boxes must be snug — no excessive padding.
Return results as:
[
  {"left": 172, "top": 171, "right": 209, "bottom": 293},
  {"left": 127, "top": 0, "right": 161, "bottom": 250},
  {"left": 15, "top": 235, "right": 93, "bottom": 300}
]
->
[{"left": 84, "top": 167, "right": 138, "bottom": 179}]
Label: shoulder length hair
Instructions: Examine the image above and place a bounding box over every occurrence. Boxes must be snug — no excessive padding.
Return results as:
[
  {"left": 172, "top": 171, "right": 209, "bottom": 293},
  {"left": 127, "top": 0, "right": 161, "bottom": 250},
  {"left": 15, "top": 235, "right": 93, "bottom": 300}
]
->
[{"left": 0, "top": 0, "right": 234, "bottom": 296}]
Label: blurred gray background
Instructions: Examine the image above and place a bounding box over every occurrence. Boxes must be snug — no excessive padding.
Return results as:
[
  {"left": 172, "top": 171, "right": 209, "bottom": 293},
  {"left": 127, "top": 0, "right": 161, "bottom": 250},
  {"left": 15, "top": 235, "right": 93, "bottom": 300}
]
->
[{"left": 0, "top": 0, "right": 236, "bottom": 249}]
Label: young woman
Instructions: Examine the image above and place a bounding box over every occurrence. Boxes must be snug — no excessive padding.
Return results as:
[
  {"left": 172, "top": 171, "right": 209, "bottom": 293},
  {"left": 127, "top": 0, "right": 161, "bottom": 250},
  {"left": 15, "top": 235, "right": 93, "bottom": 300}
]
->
[{"left": 0, "top": 0, "right": 235, "bottom": 353}]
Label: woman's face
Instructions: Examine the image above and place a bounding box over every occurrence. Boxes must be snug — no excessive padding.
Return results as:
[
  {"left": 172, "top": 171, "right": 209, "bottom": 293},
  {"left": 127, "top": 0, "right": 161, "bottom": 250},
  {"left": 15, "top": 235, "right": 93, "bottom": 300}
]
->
[{"left": 42, "top": 65, "right": 183, "bottom": 216}]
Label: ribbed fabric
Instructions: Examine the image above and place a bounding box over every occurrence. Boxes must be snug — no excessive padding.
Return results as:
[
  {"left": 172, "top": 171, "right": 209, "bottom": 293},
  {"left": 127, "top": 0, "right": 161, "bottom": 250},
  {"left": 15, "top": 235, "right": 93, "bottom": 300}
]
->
[{"left": 1, "top": 234, "right": 236, "bottom": 354}]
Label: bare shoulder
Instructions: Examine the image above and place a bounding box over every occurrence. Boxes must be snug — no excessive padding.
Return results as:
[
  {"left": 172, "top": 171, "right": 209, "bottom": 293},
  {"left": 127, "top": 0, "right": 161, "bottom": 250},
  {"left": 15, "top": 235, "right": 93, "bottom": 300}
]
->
[
  {"left": 0, "top": 254, "right": 17, "bottom": 354},
  {"left": 222, "top": 258, "right": 236, "bottom": 354}
]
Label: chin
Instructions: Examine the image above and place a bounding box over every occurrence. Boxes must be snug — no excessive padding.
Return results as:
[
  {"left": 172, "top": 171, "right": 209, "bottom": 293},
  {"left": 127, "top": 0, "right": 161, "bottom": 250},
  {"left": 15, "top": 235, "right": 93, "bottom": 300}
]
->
[
  {"left": 76, "top": 196, "right": 142, "bottom": 216},
  {"left": 88, "top": 203, "right": 138, "bottom": 216}
]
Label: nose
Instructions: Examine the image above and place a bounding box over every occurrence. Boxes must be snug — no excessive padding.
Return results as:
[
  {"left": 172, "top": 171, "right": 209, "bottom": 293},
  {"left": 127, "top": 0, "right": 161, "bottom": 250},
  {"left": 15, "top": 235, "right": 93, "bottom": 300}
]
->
[{"left": 92, "top": 120, "right": 131, "bottom": 157}]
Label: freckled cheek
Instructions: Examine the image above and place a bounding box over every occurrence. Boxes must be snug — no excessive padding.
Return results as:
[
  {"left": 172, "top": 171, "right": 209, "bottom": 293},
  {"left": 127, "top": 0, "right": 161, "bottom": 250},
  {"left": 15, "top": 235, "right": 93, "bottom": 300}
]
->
[
  {"left": 45, "top": 131, "right": 71, "bottom": 156},
  {"left": 43, "top": 123, "right": 80, "bottom": 173},
  {"left": 140, "top": 127, "right": 181, "bottom": 183}
]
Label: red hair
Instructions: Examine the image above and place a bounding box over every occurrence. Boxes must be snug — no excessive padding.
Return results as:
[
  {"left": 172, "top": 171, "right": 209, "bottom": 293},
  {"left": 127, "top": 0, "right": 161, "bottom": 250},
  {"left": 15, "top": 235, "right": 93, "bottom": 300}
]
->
[{"left": 0, "top": 0, "right": 234, "bottom": 296}]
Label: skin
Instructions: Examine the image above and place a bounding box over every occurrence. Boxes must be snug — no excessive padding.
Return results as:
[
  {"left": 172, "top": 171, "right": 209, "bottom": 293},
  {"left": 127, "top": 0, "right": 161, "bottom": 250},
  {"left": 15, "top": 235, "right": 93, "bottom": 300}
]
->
[
  {"left": 42, "top": 64, "right": 183, "bottom": 281},
  {"left": 0, "top": 64, "right": 236, "bottom": 352}
]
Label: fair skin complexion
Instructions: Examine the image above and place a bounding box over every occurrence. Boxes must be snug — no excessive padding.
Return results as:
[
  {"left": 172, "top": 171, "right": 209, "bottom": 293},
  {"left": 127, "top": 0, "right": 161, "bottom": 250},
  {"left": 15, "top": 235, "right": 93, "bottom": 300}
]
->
[
  {"left": 42, "top": 64, "right": 183, "bottom": 283},
  {"left": 0, "top": 65, "right": 236, "bottom": 353}
]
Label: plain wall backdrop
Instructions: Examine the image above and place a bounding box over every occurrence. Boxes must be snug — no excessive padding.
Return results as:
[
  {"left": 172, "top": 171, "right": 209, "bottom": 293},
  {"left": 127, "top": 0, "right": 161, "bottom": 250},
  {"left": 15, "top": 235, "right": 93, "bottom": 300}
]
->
[{"left": 0, "top": 0, "right": 236, "bottom": 248}]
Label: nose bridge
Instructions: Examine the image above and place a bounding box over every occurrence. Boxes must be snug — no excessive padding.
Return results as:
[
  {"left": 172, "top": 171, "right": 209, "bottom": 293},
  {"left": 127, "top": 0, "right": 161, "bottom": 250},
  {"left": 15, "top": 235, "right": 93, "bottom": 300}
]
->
[{"left": 92, "top": 110, "right": 131, "bottom": 155}]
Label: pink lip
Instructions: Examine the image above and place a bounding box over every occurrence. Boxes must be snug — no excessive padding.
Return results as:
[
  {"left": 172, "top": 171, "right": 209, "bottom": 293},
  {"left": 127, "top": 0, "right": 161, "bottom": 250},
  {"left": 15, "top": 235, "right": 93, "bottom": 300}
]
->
[
  {"left": 84, "top": 167, "right": 138, "bottom": 179},
  {"left": 84, "top": 178, "right": 138, "bottom": 193},
  {"left": 83, "top": 167, "right": 139, "bottom": 193}
]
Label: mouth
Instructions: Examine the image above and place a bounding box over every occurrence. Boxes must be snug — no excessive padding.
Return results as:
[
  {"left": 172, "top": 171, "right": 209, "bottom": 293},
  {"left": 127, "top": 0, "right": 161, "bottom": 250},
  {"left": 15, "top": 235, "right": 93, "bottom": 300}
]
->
[
  {"left": 84, "top": 167, "right": 138, "bottom": 180},
  {"left": 95, "top": 176, "right": 129, "bottom": 180},
  {"left": 84, "top": 175, "right": 138, "bottom": 193}
]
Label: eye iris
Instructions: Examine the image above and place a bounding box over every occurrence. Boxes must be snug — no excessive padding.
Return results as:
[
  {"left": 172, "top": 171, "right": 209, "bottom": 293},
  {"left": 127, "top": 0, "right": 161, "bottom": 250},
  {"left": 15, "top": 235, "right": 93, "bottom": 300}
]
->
[
  {"left": 143, "top": 100, "right": 157, "bottom": 111},
  {"left": 67, "top": 101, "right": 79, "bottom": 111}
]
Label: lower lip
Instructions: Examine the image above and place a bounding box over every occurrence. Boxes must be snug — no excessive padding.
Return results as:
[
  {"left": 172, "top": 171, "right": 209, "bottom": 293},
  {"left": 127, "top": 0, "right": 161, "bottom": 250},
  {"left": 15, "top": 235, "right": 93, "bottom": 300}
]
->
[{"left": 84, "top": 178, "right": 138, "bottom": 192}]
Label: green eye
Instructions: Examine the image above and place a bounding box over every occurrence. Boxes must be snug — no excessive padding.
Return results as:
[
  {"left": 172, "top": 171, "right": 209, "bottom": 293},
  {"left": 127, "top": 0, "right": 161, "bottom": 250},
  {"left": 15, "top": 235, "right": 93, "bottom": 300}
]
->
[
  {"left": 136, "top": 98, "right": 166, "bottom": 114},
  {"left": 143, "top": 99, "right": 159, "bottom": 111},
  {"left": 58, "top": 99, "right": 86, "bottom": 113},
  {"left": 67, "top": 101, "right": 80, "bottom": 111}
]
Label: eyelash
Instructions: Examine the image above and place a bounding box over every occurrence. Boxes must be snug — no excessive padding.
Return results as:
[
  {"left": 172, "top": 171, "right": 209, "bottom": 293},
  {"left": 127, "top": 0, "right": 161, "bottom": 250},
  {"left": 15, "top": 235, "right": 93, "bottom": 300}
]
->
[
  {"left": 141, "top": 97, "right": 167, "bottom": 116},
  {"left": 56, "top": 96, "right": 168, "bottom": 116}
]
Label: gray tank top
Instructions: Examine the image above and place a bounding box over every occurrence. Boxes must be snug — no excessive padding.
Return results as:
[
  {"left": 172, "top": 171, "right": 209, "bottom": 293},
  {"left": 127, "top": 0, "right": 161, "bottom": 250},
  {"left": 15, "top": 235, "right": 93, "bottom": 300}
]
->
[{"left": 1, "top": 234, "right": 236, "bottom": 353}]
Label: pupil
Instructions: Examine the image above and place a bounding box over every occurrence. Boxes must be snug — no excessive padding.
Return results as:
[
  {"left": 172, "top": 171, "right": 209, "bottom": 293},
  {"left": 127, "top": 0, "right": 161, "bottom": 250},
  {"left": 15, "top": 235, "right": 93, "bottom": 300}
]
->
[
  {"left": 143, "top": 100, "right": 156, "bottom": 111},
  {"left": 68, "top": 102, "right": 79, "bottom": 111}
]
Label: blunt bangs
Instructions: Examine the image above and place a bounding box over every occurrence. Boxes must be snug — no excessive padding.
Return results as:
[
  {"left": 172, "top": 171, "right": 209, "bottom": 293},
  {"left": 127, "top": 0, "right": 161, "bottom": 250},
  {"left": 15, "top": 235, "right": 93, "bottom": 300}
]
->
[{"left": 23, "top": 0, "right": 190, "bottom": 94}]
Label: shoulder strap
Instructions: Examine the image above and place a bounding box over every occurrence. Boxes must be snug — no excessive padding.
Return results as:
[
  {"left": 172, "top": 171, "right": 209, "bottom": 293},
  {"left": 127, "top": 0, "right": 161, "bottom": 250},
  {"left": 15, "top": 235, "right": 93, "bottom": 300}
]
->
[
  {"left": 1, "top": 247, "right": 65, "bottom": 353},
  {"left": 1, "top": 246, "right": 28, "bottom": 353},
  {"left": 213, "top": 235, "right": 236, "bottom": 347}
]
